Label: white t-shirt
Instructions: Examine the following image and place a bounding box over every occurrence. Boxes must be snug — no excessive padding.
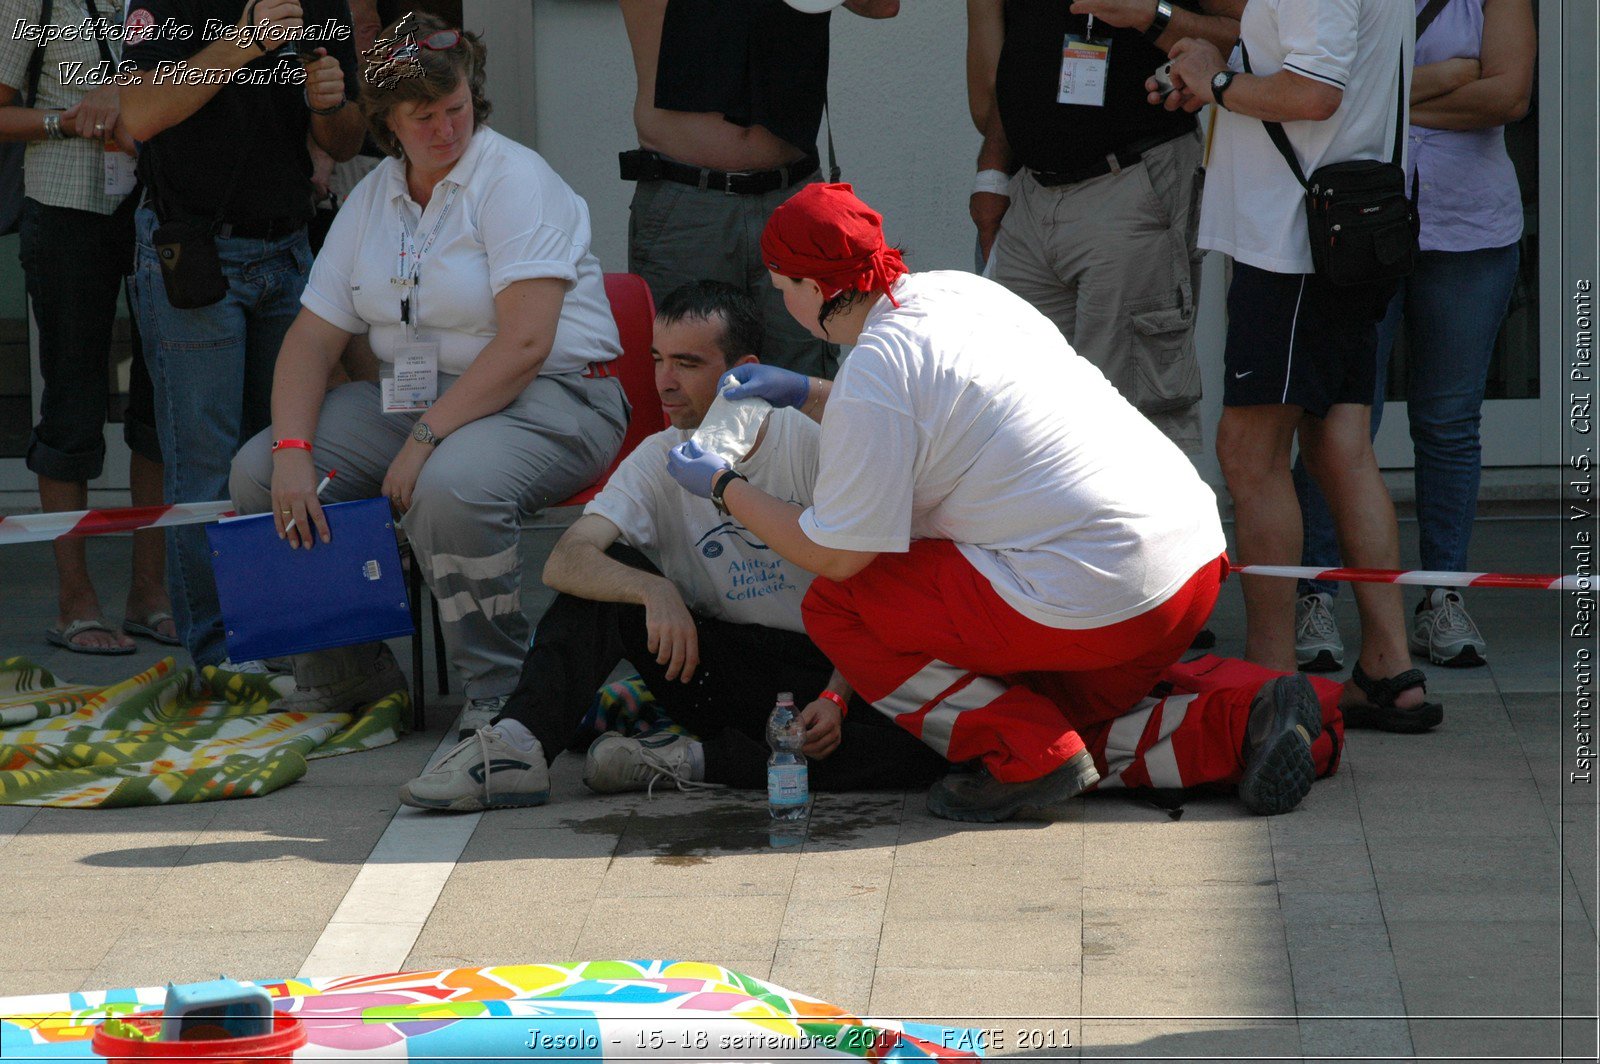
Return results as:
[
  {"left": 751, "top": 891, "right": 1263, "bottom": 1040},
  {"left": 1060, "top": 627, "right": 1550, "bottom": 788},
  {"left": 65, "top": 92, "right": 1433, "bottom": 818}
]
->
[
  {"left": 800, "top": 271, "right": 1225, "bottom": 630},
  {"left": 586, "top": 408, "right": 822, "bottom": 633},
  {"left": 302, "top": 127, "right": 620, "bottom": 375},
  {"left": 1198, "top": 0, "right": 1414, "bottom": 275}
]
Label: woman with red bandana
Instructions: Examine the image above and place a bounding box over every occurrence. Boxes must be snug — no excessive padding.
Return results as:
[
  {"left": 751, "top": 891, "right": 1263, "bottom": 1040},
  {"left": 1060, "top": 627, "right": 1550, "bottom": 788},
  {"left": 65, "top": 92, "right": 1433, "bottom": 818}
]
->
[{"left": 666, "top": 183, "right": 1339, "bottom": 822}]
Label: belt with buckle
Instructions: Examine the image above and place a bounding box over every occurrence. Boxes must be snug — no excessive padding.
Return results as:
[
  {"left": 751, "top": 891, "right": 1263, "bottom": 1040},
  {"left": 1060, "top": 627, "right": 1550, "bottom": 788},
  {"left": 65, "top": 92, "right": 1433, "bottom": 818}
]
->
[
  {"left": 216, "top": 217, "right": 305, "bottom": 240},
  {"left": 1029, "top": 128, "right": 1193, "bottom": 189},
  {"left": 619, "top": 148, "right": 819, "bottom": 196}
]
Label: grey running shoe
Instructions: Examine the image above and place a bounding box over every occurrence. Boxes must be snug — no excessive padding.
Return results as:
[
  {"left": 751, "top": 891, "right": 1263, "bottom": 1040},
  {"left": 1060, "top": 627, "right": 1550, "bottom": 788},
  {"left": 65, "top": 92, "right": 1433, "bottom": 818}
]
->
[
  {"left": 1295, "top": 592, "right": 1344, "bottom": 673},
  {"left": 457, "top": 695, "right": 509, "bottom": 741},
  {"left": 925, "top": 749, "right": 1100, "bottom": 823},
  {"left": 399, "top": 727, "right": 549, "bottom": 812},
  {"left": 582, "top": 732, "right": 713, "bottom": 795},
  {"left": 1237, "top": 674, "right": 1322, "bottom": 816},
  {"left": 271, "top": 643, "right": 406, "bottom": 714},
  {"left": 1409, "top": 589, "right": 1487, "bottom": 667}
]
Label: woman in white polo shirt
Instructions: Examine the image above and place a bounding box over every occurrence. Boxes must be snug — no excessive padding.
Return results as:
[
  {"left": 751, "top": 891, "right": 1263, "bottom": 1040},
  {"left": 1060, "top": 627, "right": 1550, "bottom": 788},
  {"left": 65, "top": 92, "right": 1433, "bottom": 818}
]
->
[{"left": 229, "top": 14, "right": 627, "bottom": 731}]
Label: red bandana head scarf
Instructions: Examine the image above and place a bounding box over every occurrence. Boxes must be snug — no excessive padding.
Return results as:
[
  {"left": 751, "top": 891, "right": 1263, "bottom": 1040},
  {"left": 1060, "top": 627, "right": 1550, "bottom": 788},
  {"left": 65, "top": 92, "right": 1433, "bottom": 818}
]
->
[{"left": 760, "top": 183, "right": 908, "bottom": 305}]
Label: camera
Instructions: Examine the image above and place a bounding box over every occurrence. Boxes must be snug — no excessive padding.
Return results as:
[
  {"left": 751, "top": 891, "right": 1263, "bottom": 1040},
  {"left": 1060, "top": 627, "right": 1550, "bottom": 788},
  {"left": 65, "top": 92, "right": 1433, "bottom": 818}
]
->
[{"left": 1151, "top": 60, "right": 1176, "bottom": 98}]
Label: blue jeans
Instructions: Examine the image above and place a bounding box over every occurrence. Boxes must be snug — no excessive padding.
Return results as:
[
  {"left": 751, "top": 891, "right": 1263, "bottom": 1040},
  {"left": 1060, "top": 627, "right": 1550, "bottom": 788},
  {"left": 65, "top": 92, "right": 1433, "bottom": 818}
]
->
[
  {"left": 1294, "top": 242, "right": 1521, "bottom": 595},
  {"left": 130, "top": 204, "right": 310, "bottom": 665}
]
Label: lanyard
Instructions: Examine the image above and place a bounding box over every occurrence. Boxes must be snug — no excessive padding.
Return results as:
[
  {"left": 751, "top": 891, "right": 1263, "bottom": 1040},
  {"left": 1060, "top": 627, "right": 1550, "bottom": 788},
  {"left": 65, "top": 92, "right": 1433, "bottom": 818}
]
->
[{"left": 395, "top": 183, "right": 461, "bottom": 338}]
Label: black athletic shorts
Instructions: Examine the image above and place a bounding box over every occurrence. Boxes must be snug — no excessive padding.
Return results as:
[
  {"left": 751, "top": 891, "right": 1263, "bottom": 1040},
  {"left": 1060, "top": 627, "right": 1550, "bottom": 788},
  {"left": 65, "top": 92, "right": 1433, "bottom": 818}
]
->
[{"left": 1222, "top": 262, "right": 1394, "bottom": 417}]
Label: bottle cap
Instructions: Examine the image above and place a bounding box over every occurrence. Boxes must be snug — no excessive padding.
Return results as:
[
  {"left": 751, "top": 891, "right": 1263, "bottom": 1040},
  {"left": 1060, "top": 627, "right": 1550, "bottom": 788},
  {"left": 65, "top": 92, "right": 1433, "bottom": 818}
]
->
[{"left": 777, "top": 691, "right": 794, "bottom": 703}]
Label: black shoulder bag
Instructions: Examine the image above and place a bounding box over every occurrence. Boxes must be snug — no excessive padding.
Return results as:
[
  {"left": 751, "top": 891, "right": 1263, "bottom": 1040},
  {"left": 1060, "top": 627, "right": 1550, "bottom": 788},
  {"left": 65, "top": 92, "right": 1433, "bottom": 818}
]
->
[
  {"left": 1242, "top": 41, "right": 1419, "bottom": 288},
  {"left": 0, "top": 0, "right": 54, "bottom": 236}
]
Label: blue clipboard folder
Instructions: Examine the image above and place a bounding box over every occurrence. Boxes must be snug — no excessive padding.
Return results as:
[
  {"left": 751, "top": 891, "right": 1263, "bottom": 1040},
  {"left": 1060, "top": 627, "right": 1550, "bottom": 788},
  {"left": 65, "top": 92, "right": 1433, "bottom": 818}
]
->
[{"left": 206, "top": 497, "right": 413, "bottom": 663}]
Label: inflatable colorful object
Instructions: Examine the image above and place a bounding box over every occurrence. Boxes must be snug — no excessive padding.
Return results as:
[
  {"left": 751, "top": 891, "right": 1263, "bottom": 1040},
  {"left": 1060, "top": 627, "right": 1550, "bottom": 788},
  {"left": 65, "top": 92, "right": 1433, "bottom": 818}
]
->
[{"left": 0, "top": 962, "right": 984, "bottom": 1060}]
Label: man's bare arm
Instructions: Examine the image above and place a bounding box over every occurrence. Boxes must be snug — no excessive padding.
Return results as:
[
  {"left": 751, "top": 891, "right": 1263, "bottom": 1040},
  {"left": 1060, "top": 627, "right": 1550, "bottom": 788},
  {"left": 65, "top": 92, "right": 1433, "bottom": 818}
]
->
[
  {"left": 1069, "top": 0, "right": 1240, "bottom": 55},
  {"left": 966, "top": 0, "right": 1004, "bottom": 135},
  {"left": 120, "top": 0, "right": 303, "bottom": 141}
]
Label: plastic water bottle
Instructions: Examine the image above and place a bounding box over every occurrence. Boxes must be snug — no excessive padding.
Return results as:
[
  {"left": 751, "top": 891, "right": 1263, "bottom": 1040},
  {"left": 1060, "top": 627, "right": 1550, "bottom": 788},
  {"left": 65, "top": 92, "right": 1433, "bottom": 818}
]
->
[{"left": 766, "top": 691, "right": 809, "bottom": 821}]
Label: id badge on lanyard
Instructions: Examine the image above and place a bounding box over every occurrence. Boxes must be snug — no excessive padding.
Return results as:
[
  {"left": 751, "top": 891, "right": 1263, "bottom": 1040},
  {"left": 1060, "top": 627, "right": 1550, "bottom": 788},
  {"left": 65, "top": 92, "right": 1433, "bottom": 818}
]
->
[
  {"left": 104, "top": 144, "right": 137, "bottom": 196},
  {"left": 1059, "top": 15, "right": 1111, "bottom": 107},
  {"left": 381, "top": 188, "right": 459, "bottom": 414}
]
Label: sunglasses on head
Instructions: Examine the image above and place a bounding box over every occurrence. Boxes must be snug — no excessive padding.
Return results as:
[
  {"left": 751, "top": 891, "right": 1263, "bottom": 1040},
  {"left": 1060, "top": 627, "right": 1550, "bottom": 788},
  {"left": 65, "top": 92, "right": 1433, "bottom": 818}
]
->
[{"left": 362, "top": 16, "right": 464, "bottom": 88}]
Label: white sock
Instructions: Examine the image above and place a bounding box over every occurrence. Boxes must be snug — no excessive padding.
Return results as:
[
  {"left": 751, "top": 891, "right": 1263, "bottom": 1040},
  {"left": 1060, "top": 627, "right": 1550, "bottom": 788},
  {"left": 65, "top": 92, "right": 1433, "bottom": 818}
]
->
[
  {"left": 687, "top": 740, "right": 706, "bottom": 780},
  {"left": 491, "top": 718, "right": 538, "bottom": 751}
]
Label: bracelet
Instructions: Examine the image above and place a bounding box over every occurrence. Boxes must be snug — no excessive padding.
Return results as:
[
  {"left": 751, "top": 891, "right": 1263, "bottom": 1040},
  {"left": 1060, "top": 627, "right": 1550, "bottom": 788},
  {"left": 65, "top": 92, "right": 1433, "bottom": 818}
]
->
[
  {"left": 307, "top": 95, "right": 348, "bottom": 117},
  {"left": 817, "top": 689, "right": 849, "bottom": 717},
  {"left": 710, "top": 468, "right": 746, "bottom": 516},
  {"left": 972, "top": 168, "right": 1011, "bottom": 197},
  {"left": 1142, "top": 0, "right": 1174, "bottom": 45},
  {"left": 42, "top": 113, "right": 63, "bottom": 140},
  {"left": 271, "top": 438, "right": 314, "bottom": 455}
]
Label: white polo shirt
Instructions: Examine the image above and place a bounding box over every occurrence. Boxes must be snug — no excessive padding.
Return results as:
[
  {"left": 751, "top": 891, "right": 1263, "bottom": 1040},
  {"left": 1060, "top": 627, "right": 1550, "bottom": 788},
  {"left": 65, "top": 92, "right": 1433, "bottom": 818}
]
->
[
  {"left": 302, "top": 126, "right": 620, "bottom": 375},
  {"left": 1198, "top": 0, "right": 1413, "bottom": 275}
]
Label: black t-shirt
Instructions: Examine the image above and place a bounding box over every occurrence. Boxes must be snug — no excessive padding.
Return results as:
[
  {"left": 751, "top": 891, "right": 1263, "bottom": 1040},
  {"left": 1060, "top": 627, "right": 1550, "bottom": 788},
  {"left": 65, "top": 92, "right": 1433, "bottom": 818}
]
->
[
  {"left": 996, "top": 0, "right": 1198, "bottom": 174},
  {"left": 654, "top": 0, "right": 830, "bottom": 154},
  {"left": 126, "top": 0, "right": 360, "bottom": 224}
]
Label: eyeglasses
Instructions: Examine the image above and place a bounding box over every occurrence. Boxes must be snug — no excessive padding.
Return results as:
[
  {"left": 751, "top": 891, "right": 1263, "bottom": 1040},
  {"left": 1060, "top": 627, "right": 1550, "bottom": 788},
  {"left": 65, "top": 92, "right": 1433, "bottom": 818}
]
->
[{"left": 362, "top": 16, "right": 463, "bottom": 89}]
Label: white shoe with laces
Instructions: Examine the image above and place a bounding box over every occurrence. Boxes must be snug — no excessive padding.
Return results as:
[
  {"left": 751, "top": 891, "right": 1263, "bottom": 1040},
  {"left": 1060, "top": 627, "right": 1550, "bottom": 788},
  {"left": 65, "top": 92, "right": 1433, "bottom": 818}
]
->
[
  {"left": 398, "top": 726, "right": 549, "bottom": 812},
  {"left": 582, "top": 732, "right": 717, "bottom": 796},
  {"left": 457, "top": 695, "right": 509, "bottom": 741},
  {"left": 1294, "top": 592, "right": 1344, "bottom": 673},
  {"left": 1409, "top": 588, "right": 1487, "bottom": 667}
]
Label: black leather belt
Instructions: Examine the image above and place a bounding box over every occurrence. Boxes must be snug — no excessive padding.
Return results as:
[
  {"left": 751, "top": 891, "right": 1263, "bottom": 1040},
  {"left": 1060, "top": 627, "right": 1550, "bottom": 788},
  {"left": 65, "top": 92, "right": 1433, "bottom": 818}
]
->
[
  {"left": 215, "top": 217, "right": 304, "bottom": 240},
  {"left": 619, "top": 148, "right": 819, "bottom": 196},
  {"left": 1029, "top": 128, "right": 1193, "bottom": 189}
]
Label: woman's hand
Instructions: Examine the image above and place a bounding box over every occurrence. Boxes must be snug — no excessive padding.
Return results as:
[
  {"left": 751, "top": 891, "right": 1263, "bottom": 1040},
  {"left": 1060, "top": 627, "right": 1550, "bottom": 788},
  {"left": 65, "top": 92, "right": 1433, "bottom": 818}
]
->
[
  {"left": 67, "top": 84, "right": 120, "bottom": 141},
  {"left": 720, "top": 364, "right": 811, "bottom": 408},
  {"left": 667, "top": 440, "right": 732, "bottom": 499},
  {"left": 799, "top": 698, "right": 842, "bottom": 759},
  {"left": 271, "top": 449, "right": 330, "bottom": 549},
  {"left": 381, "top": 438, "right": 433, "bottom": 516}
]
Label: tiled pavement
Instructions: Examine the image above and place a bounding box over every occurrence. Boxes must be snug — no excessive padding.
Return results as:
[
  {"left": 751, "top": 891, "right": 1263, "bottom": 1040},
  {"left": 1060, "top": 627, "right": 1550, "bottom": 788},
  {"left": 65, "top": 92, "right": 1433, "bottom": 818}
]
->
[{"left": 0, "top": 514, "right": 1594, "bottom": 1061}]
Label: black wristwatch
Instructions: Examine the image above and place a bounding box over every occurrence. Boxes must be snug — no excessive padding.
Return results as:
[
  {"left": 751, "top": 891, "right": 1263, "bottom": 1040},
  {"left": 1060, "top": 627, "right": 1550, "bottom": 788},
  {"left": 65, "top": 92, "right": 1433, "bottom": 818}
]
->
[
  {"left": 1211, "top": 70, "right": 1237, "bottom": 111},
  {"left": 1142, "top": 0, "right": 1174, "bottom": 44},
  {"left": 710, "top": 469, "right": 747, "bottom": 516}
]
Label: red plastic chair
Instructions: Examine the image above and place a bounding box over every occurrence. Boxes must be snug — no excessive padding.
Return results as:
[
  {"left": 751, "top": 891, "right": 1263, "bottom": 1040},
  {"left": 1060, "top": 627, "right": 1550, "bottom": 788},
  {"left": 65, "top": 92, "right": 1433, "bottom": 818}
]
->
[{"left": 406, "top": 273, "right": 663, "bottom": 726}]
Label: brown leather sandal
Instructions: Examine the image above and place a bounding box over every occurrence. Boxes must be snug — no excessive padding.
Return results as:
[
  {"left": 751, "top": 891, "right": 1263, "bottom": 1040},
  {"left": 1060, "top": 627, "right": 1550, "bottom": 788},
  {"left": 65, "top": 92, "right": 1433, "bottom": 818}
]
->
[{"left": 1342, "top": 664, "right": 1443, "bottom": 733}]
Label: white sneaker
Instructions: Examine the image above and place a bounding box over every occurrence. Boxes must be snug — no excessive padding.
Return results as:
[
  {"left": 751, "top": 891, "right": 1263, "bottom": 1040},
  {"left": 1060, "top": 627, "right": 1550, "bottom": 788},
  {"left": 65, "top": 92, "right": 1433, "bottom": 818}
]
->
[
  {"left": 398, "top": 727, "right": 550, "bottom": 812},
  {"left": 1295, "top": 592, "right": 1344, "bottom": 673},
  {"left": 582, "top": 732, "right": 714, "bottom": 796},
  {"left": 457, "top": 695, "right": 508, "bottom": 741},
  {"left": 1409, "top": 588, "right": 1487, "bottom": 667}
]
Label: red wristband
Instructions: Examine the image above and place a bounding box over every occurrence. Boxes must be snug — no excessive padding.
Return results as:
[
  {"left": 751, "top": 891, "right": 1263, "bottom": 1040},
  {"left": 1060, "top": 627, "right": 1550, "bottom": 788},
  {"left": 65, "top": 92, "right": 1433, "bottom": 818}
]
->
[
  {"left": 271, "top": 438, "right": 313, "bottom": 455},
  {"left": 818, "top": 689, "right": 849, "bottom": 717}
]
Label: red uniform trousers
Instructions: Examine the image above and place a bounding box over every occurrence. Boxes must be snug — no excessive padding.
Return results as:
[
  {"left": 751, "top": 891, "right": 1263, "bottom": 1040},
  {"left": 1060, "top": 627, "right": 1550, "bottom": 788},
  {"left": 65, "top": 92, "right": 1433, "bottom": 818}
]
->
[{"left": 803, "top": 541, "right": 1343, "bottom": 788}]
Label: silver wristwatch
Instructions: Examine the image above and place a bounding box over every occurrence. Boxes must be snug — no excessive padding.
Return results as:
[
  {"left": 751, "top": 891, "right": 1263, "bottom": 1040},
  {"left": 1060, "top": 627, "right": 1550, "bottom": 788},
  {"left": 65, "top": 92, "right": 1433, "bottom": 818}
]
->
[{"left": 411, "top": 421, "right": 441, "bottom": 447}]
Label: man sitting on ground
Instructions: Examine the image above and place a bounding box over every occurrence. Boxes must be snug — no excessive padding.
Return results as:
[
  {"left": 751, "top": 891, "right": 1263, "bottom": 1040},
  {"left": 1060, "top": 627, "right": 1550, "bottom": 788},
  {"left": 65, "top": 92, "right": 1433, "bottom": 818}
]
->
[{"left": 399, "top": 281, "right": 948, "bottom": 811}]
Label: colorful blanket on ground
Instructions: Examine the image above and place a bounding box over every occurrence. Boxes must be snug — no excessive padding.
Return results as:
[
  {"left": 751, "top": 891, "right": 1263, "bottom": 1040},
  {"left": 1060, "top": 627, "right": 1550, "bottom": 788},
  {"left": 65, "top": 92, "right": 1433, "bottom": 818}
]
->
[
  {"left": 0, "top": 962, "right": 983, "bottom": 1059},
  {"left": 0, "top": 657, "right": 405, "bottom": 809}
]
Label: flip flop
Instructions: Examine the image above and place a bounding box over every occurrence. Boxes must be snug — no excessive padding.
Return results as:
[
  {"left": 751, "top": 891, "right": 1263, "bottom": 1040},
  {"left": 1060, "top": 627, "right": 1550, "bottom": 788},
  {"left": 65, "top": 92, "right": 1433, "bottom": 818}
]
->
[
  {"left": 124, "top": 611, "right": 182, "bottom": 646},
  {"left": 46, "top": 618, "right": 137, "bottom": 656}
]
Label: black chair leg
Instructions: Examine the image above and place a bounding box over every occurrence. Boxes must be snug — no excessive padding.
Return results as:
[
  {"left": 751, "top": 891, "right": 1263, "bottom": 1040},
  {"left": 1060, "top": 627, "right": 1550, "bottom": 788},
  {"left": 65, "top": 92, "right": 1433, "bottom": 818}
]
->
[
  {"left": 405, "top": 549, "right": 425, "bottom": 731},
  {"left": 430, "top": 591, "right": 449, "bottom": 695}
]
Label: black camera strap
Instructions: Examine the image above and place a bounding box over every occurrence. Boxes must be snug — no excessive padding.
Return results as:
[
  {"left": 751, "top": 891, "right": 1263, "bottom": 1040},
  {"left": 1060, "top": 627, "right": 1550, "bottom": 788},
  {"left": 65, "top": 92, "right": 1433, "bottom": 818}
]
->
[
  {"left": 21, "top": 0, "right": 54, "bottom": 107},
  {"left": 1416, "top": 0, "right": 1453, "bottom": 43},
  {"left": 1240, "top": 39, "right": 1407, "bottom": 193}
]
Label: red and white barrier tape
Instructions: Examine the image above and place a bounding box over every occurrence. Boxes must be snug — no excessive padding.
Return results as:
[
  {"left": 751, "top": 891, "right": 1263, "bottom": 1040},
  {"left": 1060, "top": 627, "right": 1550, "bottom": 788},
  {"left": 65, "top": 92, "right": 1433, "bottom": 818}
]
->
[
  {"left": 0, "top": 505, "right": 1591, "bottom": 594},
  {"left": 1226, "top": 561, "right": 1586, "bottom": 592},
  {"left": 0, "top": 501, "right": 235, "bottom": 546}
]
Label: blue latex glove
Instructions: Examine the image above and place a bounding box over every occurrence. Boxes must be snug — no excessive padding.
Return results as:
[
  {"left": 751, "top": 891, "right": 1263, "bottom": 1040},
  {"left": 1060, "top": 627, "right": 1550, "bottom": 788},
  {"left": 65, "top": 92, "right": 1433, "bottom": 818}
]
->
[
  {"left": 720, "top": 363, "right": 811, "bottom": 409},
  {"left": 667, "top": 440, "right": 732, "bottom": 499}
]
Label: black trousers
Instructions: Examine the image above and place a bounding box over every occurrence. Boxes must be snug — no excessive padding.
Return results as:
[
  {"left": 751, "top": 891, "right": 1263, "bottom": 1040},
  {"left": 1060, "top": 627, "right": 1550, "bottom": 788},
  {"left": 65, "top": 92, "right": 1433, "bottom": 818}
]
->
[{"left": 499, "top": 546, "right": 948, "bottom": 791}]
